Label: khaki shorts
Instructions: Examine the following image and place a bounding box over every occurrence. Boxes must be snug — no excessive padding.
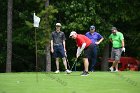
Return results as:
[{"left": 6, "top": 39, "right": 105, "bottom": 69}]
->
[{"left": 111, "top": 48, "right": 122, "bottom": 61}]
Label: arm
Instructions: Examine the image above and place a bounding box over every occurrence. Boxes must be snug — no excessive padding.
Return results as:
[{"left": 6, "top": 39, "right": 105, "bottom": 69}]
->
[
  {"left": 63, "top": 40, "right": 66, "bottom": 52},
  {"left": 76, "top": 43, "right": 86, "bottom": 58},
  {"left": 121, "top": 39, "right": 125, "bottom": 52},
  {"left": 109, "top": 38, "right": 113, "bottom": 43},
  {"left": 50, "top": 32, "right": 54, "bottom": 53},
  {"left": 95, "top": 37, "right": 104, "bottom": 45},
  {"left": 109, "top": 34, "right": 112, "bottom": 43},
  {"left": 95, "top": 33, "right": 104, "bottom": 45},
  {"left": 50, "top": 40, "right": 54, "bottom": 53},
  {"left": 80, "top": 43, "right": 86, "bottom": 52},
  {"left": 122, "top": 39, "right": 125, "bottom": 48},
  {"left": 62, "top": 32, "right": 66, "bottom": 52},
  {"left": 120, "top": 33, "right": 125, "bottom": 52}
]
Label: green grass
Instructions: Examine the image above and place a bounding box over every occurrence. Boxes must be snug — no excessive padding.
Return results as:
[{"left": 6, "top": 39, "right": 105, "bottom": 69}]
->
[{"left": 0, "top": 71, "right": 140, "bottom": 93}]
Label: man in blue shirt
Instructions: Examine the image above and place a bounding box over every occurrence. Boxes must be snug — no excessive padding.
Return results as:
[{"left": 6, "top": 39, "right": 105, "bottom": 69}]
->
[{"left": 85, "top": 25, "right": 104, "bottom": 71}]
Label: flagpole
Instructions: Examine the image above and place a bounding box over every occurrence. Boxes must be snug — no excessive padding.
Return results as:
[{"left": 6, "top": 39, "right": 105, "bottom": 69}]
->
[
  {"left": 33, "top": 12, "right": 40, "bottom": 82},
  {"left": 35, "top": 27, "right": 38, "bottom": 82}
]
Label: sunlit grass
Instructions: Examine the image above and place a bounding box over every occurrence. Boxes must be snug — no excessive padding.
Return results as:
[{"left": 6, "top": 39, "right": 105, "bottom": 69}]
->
[{"left": 0, "top": 71, "right": 140, "bottom": 93}]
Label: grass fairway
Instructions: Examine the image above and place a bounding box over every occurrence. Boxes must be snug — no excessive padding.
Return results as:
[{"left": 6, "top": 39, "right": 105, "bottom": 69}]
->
[{"left": 0, "top": 71, "right": 140, "bottom": 93}]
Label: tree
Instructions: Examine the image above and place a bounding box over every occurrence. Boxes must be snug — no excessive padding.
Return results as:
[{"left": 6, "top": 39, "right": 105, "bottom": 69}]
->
[
  {"left": 45, "top": 0, "right": 51, "bottom": 72},
  {"left": 0, "top": 0, "right": 139, "bottom": 72},
  {"left": 51, "top": 0, "right": 140, "bottom": 70},
  {"left": 21, "top": 0, "right": 58, "bottom": 72},
  {"left": 40, "top": 1, "right": 58, "bottom": 71},
  {"left": 6, "top": 0, "right": 13, "bottom": 72}
]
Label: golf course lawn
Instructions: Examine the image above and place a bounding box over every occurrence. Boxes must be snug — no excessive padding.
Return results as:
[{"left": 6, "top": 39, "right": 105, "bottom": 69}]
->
[{"left": 0, "top": 71, "right": 140, "bottom": 93}]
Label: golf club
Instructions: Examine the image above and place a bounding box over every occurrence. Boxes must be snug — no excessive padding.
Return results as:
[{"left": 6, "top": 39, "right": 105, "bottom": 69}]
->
[
  {"left": 65, "top": 52, "right": 71, "bottom": 69},
  {"left": 70, "top": 52, "right": 82, "bottom": 71},
  {"left": 70, "top": 58, "right": 77, "bottom": 71}
]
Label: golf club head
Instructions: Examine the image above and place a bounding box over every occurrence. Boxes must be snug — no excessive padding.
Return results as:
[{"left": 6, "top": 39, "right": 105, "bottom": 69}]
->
[
  {"left": 70, "top": 58, "right": 78, "bottom": 71},
  {"left": 74, "top": 58, "right": 77, "bottom": 62}
]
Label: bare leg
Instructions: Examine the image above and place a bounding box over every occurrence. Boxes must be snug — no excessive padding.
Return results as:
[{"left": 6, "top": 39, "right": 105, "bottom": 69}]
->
[
  {"left": 115, "top": 60, "right": 119, "bottom": 71},
  {"left": 111, "top": 60, "right": 119, "bottom": 71},
  {"left": 83, "top": 58, "right": 89, "bottom": 72},
  {"left": 62, "top": 57, "right": 67, "bottom": 70},
  {"left": 110, "top": 61, "right": 116, "bottom": 72},
  {"left": 110, "top": 61, "right": 115, "bottom": 68},
  {"left": 113, "top": 61, "right": 117, "bottom": 67},
  {"left": 56, "top": 58, "right": 59, "bottom": 70}
]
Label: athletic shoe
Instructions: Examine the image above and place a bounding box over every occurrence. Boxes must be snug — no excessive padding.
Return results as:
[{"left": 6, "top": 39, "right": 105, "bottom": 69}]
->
[
  {"left": 115, "top": 69, "right": 119, "bottom": 72},
  {"left": 90, "top": 70, "right": 94, "bottom": 72},
  {"left": 81, "top": 71, "right": 89, "bottom": 76},
  {"left": 65, "top": 69, "right": 72, "bottom": 74},
  {"left": 109, "top": 67, "right": 114, "bottom": 72},
  {"left": 54, "top": 70, "right": 60, "bottom": 74}
]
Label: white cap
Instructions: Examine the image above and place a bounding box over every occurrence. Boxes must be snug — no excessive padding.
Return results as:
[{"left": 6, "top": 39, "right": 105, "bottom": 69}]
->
[
  {"left": 56, "top": 23, "right": 61, "bottom": 26},
  {"left": 69, "top": 31, "right": 77, "bottom": 37}
]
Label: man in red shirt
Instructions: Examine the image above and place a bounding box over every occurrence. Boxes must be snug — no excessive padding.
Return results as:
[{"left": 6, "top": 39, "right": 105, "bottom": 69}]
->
[{"left": 69, "top": 31, "right": 94, "bottom": 76}]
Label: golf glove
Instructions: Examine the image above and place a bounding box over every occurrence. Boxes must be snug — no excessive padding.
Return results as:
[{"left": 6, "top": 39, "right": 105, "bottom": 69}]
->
[
  {"left": 76, "top": 52, "right": 81, "bottom": 58},
  {"left": 122, "top": 47, "right": 125, "bottom": 52},
  {"left": 76, "top": 43, "right": 86, "bottom": 58},
  {"left": 76, "top": 47, "right": 81, "bottom": 58}
]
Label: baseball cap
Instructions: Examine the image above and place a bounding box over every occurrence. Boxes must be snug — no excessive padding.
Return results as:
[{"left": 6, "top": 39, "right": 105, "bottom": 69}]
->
[
  {"left": 90, "top": 25, "right": 95, "bottom": 29},
  {"left": 111, "top": 27, "right": 117, "bottom": 30},
  {"left": 56, "top": 23, "right": 61, "bottom": 27},
  {"left": 69, "top": 31, "right": 77, "bottom": 37}
]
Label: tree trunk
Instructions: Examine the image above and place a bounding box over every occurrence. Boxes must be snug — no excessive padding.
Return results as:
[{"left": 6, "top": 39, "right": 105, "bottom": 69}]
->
[
  {"left": 45, "top": 0, "right": 51, "bottom": 72},
  {"left": 101, "top": 44, "right": 109, "bottom": 71},
  {"left": 6, "top": 0, "right": 13, "bottom": 72},
  {"left": 46, "top": 45, "right": 51, "bottom": 72}
]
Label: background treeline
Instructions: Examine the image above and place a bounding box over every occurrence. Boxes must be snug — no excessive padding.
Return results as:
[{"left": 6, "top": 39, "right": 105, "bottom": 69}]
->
[{"left": 0, "top": 0, "right": 140, "bottom": 72}]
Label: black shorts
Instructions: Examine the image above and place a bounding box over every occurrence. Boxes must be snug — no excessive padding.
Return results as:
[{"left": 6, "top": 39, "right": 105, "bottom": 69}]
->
[
  {"left": 53, "top": 45, "right": 65, "bottom": 58},
  {"left": 82, "top": 43, "right": 94, "bottom": 59}
]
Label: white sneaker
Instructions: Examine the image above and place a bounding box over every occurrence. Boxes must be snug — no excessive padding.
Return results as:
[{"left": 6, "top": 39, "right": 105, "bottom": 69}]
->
[
  {"left": 65, "top": 69, "right": 72, "bottom": 74},
  {"left": 54, "top": 70, "right": 60, "bottom": 74},
  {"left": 115, "top": 69, "right": 119, "bottom": 72},
  {"left": 109, "top": 67, "right": 114, "bottom": 72}
]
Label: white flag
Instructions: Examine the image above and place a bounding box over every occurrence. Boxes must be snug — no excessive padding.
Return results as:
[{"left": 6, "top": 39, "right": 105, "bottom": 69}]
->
[{"left": 33, "top": 13, "right": 40, "bottom": 27}]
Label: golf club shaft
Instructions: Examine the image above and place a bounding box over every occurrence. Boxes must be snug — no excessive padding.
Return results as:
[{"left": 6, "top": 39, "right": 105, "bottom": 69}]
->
[
  {"left": 66, "top": 57, "right": 71, "bottom": 69},
  {"left": 70, "top": 58, "right": 77, "bottom": 71},
  {"left": 65, "top": 52, "right": 71, "bottom": 69}
]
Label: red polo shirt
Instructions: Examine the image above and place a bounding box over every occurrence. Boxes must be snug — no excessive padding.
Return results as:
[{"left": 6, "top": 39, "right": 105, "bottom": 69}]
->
[{"left": 76, "top": 34, "right": 92, "bottom": 48}]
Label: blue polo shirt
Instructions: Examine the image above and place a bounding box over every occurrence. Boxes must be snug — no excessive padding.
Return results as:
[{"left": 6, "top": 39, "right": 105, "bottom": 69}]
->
[{"left": 85, "top": 32, "right": 103, "bottom": 46}]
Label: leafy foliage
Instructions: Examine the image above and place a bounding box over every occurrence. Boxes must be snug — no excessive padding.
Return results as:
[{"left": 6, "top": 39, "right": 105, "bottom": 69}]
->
[
  {"left": 51, "top": 0, "right": 140, "bottom": 58},
  {"left": 0, "top": 0, "right": 140, "bottom": 72}
]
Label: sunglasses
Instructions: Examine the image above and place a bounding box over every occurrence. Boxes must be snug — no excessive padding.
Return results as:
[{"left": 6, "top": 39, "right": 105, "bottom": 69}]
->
[{"left": 90, "top": 28, "right": 95, "bottom": 29}]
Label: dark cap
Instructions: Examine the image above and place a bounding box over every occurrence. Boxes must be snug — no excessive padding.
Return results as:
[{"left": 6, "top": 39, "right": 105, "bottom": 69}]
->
[
  {"left": 90, "top": 25, "right": 95, "bottom": 29},
  {"left": 111, "top": 27, "right": 117, "bottom": 30}
]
